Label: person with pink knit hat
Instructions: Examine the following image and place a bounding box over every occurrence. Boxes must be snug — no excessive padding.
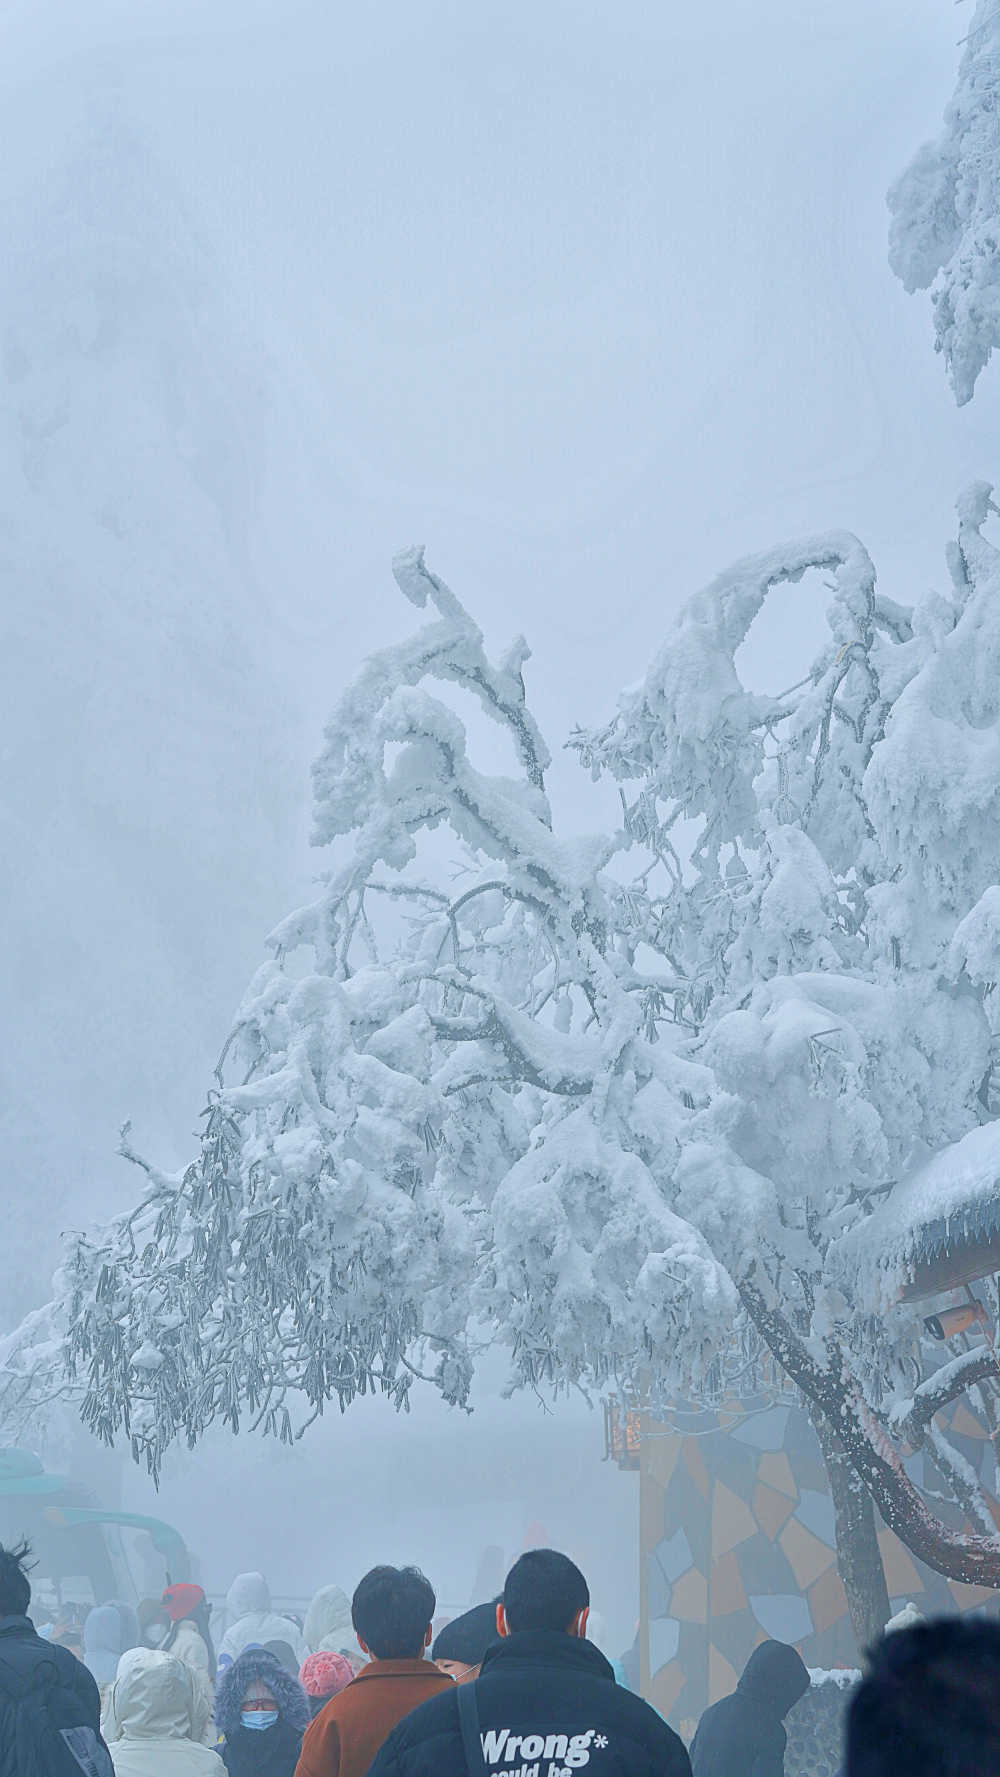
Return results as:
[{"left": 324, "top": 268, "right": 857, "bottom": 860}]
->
[{"left": 299, "top": 1653, "right": 356, "bottom": 1721}]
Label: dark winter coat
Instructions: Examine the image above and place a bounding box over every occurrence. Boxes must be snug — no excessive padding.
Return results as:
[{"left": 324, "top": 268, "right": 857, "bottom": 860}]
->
[
  {"left": 215, "top": 1647, "right": 311, "bottom": 1777},
  {"left": 0, "top": 1612, "right": 107, "bottom": 1777},
  {"left": 690, "top": 1641, "right": 810, "bottom": 1777},
  {"left": 366, "top": 1630, "right": 692, "bottom": 1777}
]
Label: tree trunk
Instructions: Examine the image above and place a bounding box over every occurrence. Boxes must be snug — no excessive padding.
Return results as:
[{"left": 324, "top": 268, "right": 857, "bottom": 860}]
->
[
  {"left": 740, "top": 1278, "right": 1000, "bottom": 1586},
  {"left": 811, "top": 1405, "right": 891, "bottom": 1652}
]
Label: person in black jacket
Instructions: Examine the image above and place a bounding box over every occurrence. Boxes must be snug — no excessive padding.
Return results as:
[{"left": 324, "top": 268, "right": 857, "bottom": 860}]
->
[
  {"left": 216, "top": 1645, "right": 311, "bottom": 1777},
  {"left": 0, "top": 1538, "right": 113, "bottom": 1776},
  {"left": 845, "top": 1615, "right": 1000, "bottom": 1777},
  {"left": 367, "top": 1548, "right": 691, "bottom": 1777},
  {"left": 689, "top": 1640, "right": 809, "bottom": 1777}
]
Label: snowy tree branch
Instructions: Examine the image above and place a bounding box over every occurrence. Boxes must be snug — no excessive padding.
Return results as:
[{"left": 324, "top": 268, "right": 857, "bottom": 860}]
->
[{"left": 898, "top": 1348, "right": 1000, "bottom": 1437}]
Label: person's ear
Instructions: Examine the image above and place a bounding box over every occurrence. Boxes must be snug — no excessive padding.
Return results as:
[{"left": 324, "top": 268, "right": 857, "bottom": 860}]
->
[
  {"left": 424, "top": 1625, "right": 433, "bottom": 1650},
  {"left": 496, "top": 1603, "right": 510, "bottom": 1640},
  {"left": 358, "top": 1638, "right": 371, "bottom": 1659},
  {"left": 569, "top": 1607, "right": 589, "bottom": 1639}
]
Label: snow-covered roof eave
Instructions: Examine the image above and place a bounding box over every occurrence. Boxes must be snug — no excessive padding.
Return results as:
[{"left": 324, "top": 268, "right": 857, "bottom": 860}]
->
[{"left": 837, "top": 1122, "right": 1000, "bottom": 1308}]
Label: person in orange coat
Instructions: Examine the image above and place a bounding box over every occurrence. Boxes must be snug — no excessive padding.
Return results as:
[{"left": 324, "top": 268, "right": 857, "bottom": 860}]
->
[{"left": 293, "top": 1567, "right": 451, "bottom": 1777}]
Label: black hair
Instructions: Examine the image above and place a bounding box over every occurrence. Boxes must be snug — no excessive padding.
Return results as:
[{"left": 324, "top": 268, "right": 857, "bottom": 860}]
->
[
  {"left": 0, "top": 1541, "right": 32, "bottom": 1618},
  {"left": 502, "top": 1550, "right": 589, "bottom": 1634},
  {"left": 847, "top": 1617, "right": 1000, "bottom": 1777},
  {"left": 351, "top": 1566, "right": 436, "bottom": 1661}
]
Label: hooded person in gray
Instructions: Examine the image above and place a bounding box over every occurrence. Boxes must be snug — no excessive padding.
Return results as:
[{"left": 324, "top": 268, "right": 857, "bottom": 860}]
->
[
  {"left": 217, "top": 1578, "right": 307, "bottom": 1671},
  {"left": 303, "top": 1587, "right": 363, "bottom": 1668},
  {"left": 690, "top": 1641, "right": 810, "bottom": 1777},
  {"left": 85, "top": 1604, "right": 141, "bottom": 1690}
]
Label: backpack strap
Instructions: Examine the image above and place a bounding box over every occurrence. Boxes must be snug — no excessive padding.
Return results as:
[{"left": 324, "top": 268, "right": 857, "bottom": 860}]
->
[
  {"left": 0, "top": 1641, "right": 39, "bottom": 1698},
  {"left": 456, "top": 1681, "right": 489, "bottom": 1777}
]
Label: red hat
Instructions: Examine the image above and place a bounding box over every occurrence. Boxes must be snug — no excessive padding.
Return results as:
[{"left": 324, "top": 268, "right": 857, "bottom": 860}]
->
[
  {"left": 162, "top": 1583, "right": 206, "bottom": 1623},
  {"left": 299, "top": 1652, "right": 355, "bottom": 1699}
]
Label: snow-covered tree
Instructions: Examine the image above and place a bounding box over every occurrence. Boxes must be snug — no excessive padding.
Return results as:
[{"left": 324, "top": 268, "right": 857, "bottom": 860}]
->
[
  {"left": 9, "top": 489, "right": 1000, "bottom": 1602},
  {"left": 889, "top": 1, "right": 1000, "bottom": 402}
]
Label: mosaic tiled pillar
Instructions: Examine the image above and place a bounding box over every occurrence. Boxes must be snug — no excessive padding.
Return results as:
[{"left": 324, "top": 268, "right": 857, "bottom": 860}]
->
[{"left": 640, "top": 1395, "right": 1000, "bottom": 1740}]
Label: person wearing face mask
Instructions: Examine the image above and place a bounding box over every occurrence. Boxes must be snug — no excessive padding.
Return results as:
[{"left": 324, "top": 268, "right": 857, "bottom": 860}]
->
[
  {"left": 138, "top": 1599, "right": 172, "bottom": 1652},
  {"left": 431, "top": 1601, "right": 501, "bottom": 1686},
  {"left": 215, "top": 1647, "right": 310, "bottom": 1777}
]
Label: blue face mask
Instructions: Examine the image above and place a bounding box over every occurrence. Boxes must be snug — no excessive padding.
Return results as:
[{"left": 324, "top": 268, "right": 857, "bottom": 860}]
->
[{"left": 241, "top": 1710, "right": 279, "bottom": 1732}]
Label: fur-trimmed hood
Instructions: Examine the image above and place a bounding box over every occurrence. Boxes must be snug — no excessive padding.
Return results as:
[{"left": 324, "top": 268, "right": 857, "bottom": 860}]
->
[{"left": 214, "top": 1648, "right": 310, "bottom": 1738}]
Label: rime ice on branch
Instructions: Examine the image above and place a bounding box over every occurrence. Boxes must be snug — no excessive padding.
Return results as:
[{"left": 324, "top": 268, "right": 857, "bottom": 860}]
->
[
  {"left": 889, "top": 1, "right": 1000, "bottom": 402},
  {"left": 13, "top": 495, "right": 1000, "bottom": 1585}
]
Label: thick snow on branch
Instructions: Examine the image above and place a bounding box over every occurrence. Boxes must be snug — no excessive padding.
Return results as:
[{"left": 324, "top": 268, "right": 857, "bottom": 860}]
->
[
  {"left": 889, "top": 5, "right": 1000, "bottom": 401},
  {"left": 13, "top": 493, "right": 1000, "bottom": 1562}
]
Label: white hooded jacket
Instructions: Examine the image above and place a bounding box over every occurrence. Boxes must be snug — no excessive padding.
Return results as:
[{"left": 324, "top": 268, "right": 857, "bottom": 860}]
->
[
  {"left": 168, "top": 1618, "right": 212, "bottom": 1680},
  {"left": 304, "top": 1584, "right": 364, "bottom": 1665},
  {"left": 105, "top": 1649, "right": 225, "bottom": 1777},
  {"left": 216, "top": 1573, "right": 308, "bottom": 1667}
]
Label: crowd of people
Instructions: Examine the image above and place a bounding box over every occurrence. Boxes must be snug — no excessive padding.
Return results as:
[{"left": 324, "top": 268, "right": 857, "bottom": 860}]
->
[{"left": 1, "top": 1536, "right": 999, "bottom": 1776}]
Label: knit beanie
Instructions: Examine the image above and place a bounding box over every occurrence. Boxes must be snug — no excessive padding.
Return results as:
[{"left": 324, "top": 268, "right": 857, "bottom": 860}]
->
[
  {"left": 162, "top": 1583, "right": 206, "bottom": 1623},
  {"left": 299, "top": 1651, "right": 356, "bottom": 1699},
  {"left": 432, "top": 1601, "right": 501, "bottom": 1667}
]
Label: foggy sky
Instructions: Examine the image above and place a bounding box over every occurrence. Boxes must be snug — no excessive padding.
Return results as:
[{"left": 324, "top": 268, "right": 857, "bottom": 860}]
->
[{"left": 1, "top": 0, "right": 993, "bottom": 1640}]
